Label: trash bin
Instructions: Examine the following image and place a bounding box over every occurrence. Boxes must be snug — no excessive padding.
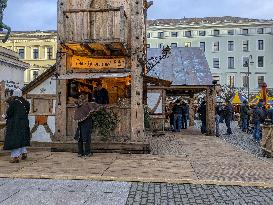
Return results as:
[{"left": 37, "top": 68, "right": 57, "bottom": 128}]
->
[{"left": 261, "top": 123, "right": 273, "bottom": 157}]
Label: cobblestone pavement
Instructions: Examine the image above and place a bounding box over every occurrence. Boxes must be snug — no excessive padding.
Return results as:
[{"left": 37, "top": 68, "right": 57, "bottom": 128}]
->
[
  {"left": 126, "top": 182, "right": 273, "bottom": 205},
  {"left": 1, "top": 179, "right": 273, "bottom": 205}
]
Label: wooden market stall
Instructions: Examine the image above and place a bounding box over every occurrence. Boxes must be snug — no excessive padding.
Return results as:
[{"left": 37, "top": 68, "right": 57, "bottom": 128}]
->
[
  {"left": 53, "top": 0, "right": 150, "bottom": 152},
  {"left": 147, "top": 47, "right": 216, "bottom": 135}
]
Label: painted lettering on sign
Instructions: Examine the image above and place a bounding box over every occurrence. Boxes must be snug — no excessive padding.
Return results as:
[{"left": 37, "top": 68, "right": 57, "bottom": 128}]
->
[{"left": 71, "top": 56, "right": 126, "bottom": 69}]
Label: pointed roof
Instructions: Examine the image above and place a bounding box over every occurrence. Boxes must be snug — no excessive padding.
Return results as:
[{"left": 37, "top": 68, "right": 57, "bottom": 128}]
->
[{"left": 148, "top": 47, "right": 213, "bottom": 86}]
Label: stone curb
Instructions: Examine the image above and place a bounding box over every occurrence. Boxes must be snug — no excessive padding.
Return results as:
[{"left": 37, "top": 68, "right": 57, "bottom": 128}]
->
[{"left": 1, "top": 173, "right": 273, "bottom": 189}]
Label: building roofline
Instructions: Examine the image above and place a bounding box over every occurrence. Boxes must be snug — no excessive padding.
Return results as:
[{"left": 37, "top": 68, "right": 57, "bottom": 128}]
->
[{"left": 22, "top": 64, "right": 56, "bottom": 94}]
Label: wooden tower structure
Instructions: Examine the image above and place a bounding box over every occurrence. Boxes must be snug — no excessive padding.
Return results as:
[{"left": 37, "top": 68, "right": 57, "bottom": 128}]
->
[{"left": 56, "top": 0, "right": 149, "bottom": 150}]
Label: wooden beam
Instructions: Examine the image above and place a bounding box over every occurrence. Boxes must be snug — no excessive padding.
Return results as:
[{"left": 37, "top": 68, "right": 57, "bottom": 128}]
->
[{"left": 63, "top": 8, "right": 121, "bottom": 14}]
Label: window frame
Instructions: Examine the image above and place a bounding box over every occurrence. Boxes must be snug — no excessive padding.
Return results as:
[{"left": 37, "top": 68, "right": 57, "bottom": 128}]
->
[
  {"left": 171, "top": 32, "right": 178, "bottom": 37},
  {"left": 185, "top": 42, "right": 191, "bottom": 47},
  {"left": 200, "top": 42, "right": 206, "bottom": 52},
  {"left": 242, "top": 29, "right": 249, "bottom": 35},
  {"left": 213, "top": 58, "right": 220, "bottom": 69},
  {"left": 46, "top": 47, "right": 53, "bottom": 60},
  {"left": 171, "top": 43, "right": 178, "bottom": 48},
  {"left": 257, "top": 28, "right": 264, "bottom": 34},
  {"left": 32, "top": 47, "right": 39, "bottom": 59},
  {"left": 242, "top": 40, "right": 249, "bottom": 52},
  {"left": 185, "top": 31, "right": 192, "bottom": 37},
  {"left": 228, "top": 29, "right": 234, "bottom": 35},
  {"left": 158, "top": 32, "right": 164, "bottom": 38},
  {"left": 258, "top": 40, "right": 264, "bottom": 50},
  {"left": 18, "top": 48, "right": 25, "bottom": 59},
  {"left": 199, "top": 30, "right": 206, "bottom": 36},
  {"left": 257, "top": 76, "right": 265, "bottom": 88},
  {"left": 213, "top": 41, "right": 220, "bottom": 52},
  {"left": 228, "top": 41, "right": 234, "bottom": 52},
  {"left": 258, "top": 56, "right": 264, "bottom": 68},
  {"left": 228, "top": 57, "right": 235, "bottom": 69}
]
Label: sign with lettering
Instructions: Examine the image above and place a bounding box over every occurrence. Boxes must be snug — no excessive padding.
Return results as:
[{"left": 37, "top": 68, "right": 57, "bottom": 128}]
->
[{"left": 71, "top": 56, "right": 126, "bottom": 69}]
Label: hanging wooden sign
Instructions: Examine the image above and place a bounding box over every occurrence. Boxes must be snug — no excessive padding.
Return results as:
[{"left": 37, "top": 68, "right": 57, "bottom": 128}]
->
[{"left": 70, "top": 56, "right": 126, "bottom": 69}]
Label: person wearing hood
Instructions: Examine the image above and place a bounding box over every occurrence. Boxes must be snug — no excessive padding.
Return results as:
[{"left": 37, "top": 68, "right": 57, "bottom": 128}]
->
[
  {"left": 240, "top": 100, "right": 249, "bottom": 132},
  {"left": 74, "top": 94, "right": 100, "bottom": 157},
  {"left": 3, "top": 88, "right": 30, "bottom": 163}
]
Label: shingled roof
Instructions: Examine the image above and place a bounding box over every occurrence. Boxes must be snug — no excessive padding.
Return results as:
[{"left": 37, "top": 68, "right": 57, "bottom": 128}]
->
[
  {"left": 148, "top": 16, "right": 271, "bottom": 26},
  {"left": 147, "top": 47, "right": 213, "bottom": 86}
]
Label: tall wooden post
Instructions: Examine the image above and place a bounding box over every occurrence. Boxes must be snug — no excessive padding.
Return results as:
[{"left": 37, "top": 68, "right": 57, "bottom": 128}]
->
[
  {"left": 189, "top": 94, "right": 195, "bottom": 127},
  {"left": 206, "top": 86, "right": 216, "bottom": 136},
  {"left": 55, "top": 0, "right": 68, "bottom": 142},
  {"left": 130, "top": 0, "right": 145, "bottom": 141}
]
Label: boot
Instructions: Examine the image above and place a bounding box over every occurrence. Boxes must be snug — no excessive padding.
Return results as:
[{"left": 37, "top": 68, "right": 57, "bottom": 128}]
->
[
  {"left": 78, "top": 141, "right": 84, "bottom": 157},
  {"left": 21, "top": 153, "right": 27, "bottom": 160},
  {"left": 83, "top": 142, "right": 91, "bottom": 157},
  {"left": 9, "top": 157, "right": 20, "bottom": 163}
]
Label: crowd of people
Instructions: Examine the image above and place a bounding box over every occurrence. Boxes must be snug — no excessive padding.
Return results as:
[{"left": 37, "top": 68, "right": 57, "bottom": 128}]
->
[
  {"left": 197, "top": 98, "right": 273, "bottom": 142},
  {"left": 168, "top": 100, "right": 189, "bottom": 132}
]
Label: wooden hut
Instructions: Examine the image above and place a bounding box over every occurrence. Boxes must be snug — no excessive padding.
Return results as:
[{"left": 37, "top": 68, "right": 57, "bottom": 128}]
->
[{"left": 147, "top": 47, "right": 216, "bottom": 135}]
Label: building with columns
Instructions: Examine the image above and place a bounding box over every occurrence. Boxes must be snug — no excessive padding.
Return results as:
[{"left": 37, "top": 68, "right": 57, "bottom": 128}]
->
[
  {"left": 147, "top": 17, "right": 273, "bottom": 93},
  {"left": 0, "top": 31, "right": 57, "bottom": 84}
]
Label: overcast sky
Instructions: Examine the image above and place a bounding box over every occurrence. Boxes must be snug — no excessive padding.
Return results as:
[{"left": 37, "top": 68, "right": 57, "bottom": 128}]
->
[{"left": 3, "top": 0, "right": 273, "bottom": 31}]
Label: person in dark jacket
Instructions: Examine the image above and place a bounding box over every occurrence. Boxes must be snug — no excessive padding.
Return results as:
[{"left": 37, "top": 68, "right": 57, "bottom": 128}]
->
[
  {"left": 240, "top": 100, "right": 249, "bottom": 132},
  {"left": 3, "top": 88, "right": 30, "bottom": 163},
  {"left": 198, "top": 100, "right": 206, "bottom": 134},
  {"left": 93, "top": 81, "right": 109, "bottom": 104},
  {"left": 223, "top": 100, "right": 234, "bottom": 135},
  {"left": 172, "top": 100, "right": 183, "bottom": 132},
  {"left": 181, "top": 102, "right": 188, "bottom": 129},
  {"left": 215, "top": 104, "right": 222, "bottom": 137},
  {"left": 253, "top": 102, "right": 266, "bottom": 141},
  {"left": 74, "top": 94, "right": 100, "bottom": 157}
]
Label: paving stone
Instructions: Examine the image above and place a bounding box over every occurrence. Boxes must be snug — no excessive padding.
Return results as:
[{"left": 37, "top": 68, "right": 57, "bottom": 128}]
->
[{"left": 125, "top": 182, "right": 273, "bottom": 205}]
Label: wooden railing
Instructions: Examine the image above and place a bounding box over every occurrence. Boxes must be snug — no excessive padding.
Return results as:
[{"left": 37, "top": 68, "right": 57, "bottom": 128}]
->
[{"left": 63, "top": 7, "right": 126, "bottom": 44}]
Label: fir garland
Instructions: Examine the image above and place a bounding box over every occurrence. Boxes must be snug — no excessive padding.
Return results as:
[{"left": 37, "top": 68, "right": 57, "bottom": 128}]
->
[{"left": 92, "top": 107, "right": 119, "bottom": 141}]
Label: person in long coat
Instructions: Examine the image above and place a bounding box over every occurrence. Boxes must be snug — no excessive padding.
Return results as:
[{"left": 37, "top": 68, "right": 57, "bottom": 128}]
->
[
  {"left": 3, "top": 88, "right": 30, "bottom": 163},
  {"left": 74, "top": 94, "right": 100, "bottom": 157},
  {"left": 198, "top": 100, "right": 207, "bottom": 134}
]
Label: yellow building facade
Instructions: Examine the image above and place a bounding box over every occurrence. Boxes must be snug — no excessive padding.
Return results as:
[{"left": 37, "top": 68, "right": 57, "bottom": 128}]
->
[{"left": 0, "top": 31, "right": 57, "bottom": 84}]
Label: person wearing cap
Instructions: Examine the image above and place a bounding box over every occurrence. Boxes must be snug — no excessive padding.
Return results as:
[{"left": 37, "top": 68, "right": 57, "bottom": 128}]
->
[
  {"left": 3, "top": 88, "right": 30, "bottom": 163},
  {"left": 240, "top": 100, "right": 249, "bottom": 132}
]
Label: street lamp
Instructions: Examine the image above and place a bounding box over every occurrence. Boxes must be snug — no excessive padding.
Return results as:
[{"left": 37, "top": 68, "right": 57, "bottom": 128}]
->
[{"left": 245, "top": 55, "right": 254, "bottom": 101}]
